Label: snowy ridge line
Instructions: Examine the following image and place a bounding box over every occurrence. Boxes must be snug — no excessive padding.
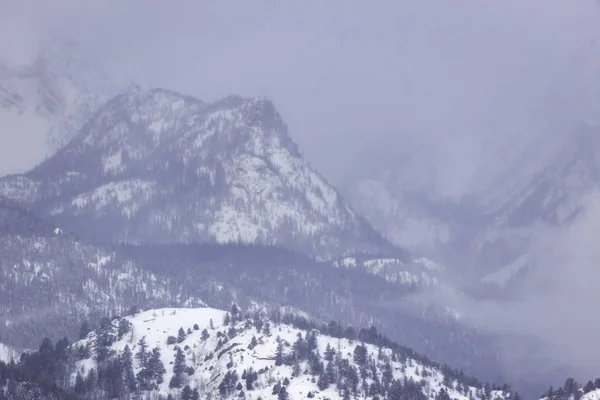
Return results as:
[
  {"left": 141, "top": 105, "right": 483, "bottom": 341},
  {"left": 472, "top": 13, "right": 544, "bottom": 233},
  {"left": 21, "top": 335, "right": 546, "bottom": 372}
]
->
[{"left": 68, "top": 306, "right": 518, "bottom": 400}]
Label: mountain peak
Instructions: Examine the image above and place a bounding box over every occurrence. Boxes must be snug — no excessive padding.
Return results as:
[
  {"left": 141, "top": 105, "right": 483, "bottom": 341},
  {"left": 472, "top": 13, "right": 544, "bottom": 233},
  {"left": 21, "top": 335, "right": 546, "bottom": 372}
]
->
[{"left": 1, "top": 88, "right": 395, "bottom": 259}]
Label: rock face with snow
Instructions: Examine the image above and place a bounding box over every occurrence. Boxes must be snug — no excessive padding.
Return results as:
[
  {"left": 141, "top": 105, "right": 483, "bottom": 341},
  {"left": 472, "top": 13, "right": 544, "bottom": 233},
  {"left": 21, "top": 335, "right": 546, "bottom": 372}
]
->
[
  {"left": 74, "top": 307, "right": 515, "bottom": 400},
  {"left": 332, "top": 256, "right": 445, "bottom": 288},
  {"left": 0, "top": 88, "right": 395, "bottom": 259},
  {"left": 0, "top": 342, "right": 21, "bottom": 363},
  {"left": 0, "top": 37, "right": 121, "bottom": 176}
]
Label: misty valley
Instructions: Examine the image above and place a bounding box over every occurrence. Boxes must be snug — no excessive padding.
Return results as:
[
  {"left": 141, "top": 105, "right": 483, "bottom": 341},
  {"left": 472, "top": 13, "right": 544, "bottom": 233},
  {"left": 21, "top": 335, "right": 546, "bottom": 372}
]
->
[{"left": 2, "top": 2, "right": 600, "bottom": 400}]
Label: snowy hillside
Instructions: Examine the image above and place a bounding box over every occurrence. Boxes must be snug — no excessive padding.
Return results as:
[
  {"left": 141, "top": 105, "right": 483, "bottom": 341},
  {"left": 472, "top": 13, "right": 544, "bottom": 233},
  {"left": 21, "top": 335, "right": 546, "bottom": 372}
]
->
[
  {"left": 332, "top": 256, "right": 444, "bottom": 288},
  {"left": 0, "top": 36, "right": 122, "bottom": 176},
  {"left": 0, "top": 87, "right": 396, "bottom": 259},
  {"left": 73, "top": 307, "right": 516, "bottom": 400},
  {"left": 581, "top": 390, "right": 600, "bottom": 400},
  {"left": 0, "top": 196, "right": 206, "bottom": 347}
]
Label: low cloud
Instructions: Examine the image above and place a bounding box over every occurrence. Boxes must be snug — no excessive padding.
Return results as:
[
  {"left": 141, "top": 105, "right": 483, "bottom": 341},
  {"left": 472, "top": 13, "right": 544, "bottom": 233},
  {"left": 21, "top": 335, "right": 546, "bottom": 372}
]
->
[{"left": 413, "top": 191, "right": 600, "bottom": 392}]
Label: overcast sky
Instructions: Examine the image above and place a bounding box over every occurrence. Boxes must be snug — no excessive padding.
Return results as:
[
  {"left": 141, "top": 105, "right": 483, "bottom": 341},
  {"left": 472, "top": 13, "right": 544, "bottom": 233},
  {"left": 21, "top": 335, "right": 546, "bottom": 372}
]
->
[{"left": 2, "top": 0, "right": 600, "bottom": 188}]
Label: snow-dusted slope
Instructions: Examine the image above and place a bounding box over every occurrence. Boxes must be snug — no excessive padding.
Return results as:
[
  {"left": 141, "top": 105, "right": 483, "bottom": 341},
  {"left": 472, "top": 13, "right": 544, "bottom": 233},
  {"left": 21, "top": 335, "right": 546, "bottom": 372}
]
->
[
  {"left": 348, "top": 176, "right": 452, "bottom": 255},
  {"left": 332, "top": 256, "right": 444, "bottom": 288},
  {"left": 0, "top": 87, "right": 395, "bottom": 259},
  {"left": 581, "top": 389, "right": 600, "bottom": 400},
  {"left": 0, "top": 197, "right": 205, "bottom": 347},
  {"left": 0, "top": 36, "right": 122, "bottom": 176},
  {"left": 74, "top": 307, "right": 514, "bottom": 400}
]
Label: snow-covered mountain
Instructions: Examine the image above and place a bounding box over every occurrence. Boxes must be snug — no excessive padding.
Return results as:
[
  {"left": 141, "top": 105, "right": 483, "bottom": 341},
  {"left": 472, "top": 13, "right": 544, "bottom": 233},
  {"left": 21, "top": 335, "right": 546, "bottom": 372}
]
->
[
  {"left": 72, "top": 307, "right": 516, "bottom": 400},
  {"left": 0, "top": 36, "right": 122, "bottom": 176},
  {"left": 0, "top": 87, "right": 396, "bottom": 259}
]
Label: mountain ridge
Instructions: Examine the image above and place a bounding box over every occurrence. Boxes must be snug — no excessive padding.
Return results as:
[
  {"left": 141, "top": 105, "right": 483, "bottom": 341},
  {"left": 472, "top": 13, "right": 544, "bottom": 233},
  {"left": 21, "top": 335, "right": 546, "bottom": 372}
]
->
[{"left": 0, "top": 87, "right": 398, "bottom": 260}]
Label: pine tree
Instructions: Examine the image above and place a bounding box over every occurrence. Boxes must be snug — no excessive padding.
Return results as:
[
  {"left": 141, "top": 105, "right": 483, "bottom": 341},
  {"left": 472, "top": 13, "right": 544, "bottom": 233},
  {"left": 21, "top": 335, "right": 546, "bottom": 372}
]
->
[
  {"left": 585, "top": 381, "right": 596, "bottom": 394},
  {"left": 96, "top": 326, "right": 114, "bottom": 363},
  {"left": 249, "top": 336, "right": 258, "bottom": 349},
  {"left": 169, "top": 347, "right": 186, "bottom": 389},
  {"left": 326, "top": 361, "right": 336, "bottom": 384},
  {"left": 564, "top": 378, "right": 577, "bottom": 395},
  {"left": 275, "top": 341, "right": 285, "bottom": 366},
  {"left": 210, "top": 319, "right": 215, "bottom": 329},
  {"left": 278, "top": 386, "right": 289, "bottom": 400},
  {"left": 382, "top": 362, "right": 393, "bottom": 389},
  {"left": 118, "top": 319, "right": 131, "bottom": 340},
  {"left": 318, "top": 371, "right": 330, "bottom": 390},
  {"left": 353, "top": 344, "right": 367, "bottom": 367},
  {"left": 292, "top": 334, "right": 307, "bottom": 361},
  {"left": 324, "top": 343, "right": 336, "bottom": 362},
  {"left": 231, "top": 304, "right": 240, "bottom": 323},
  {"left": 192, "top": 388, "right": 201, "bottom": 400},
  {"left": 177, "top": 327, "right": 186, "bottom": 343},
  {"left": 181, "top": 385, "right": 193, "bottom": 400},
  {"left": 436, "top": 388, "right": 451, "bottom": 400},
  {"left": 342, "top": 388, "right": 351, "bottom": 400},
  {"left": 79, "top": 320, "right": 92, "bottom": 340},
  {"left": 136, "top": 336, "right": 148, "bottom": 367},
  {"left": 121, "top": 345, "right": 137, "bottom": 392},
  {"left": 74, "top": 372, "right": 86, "bottom": 395},
  {"left": 151, "top": 347, "right": 166, "bottom": 383},
  {"left": 308, "top": 352, "right": 322, "bottom": 375},
  {"left": 139, "top": 347, "right": 166, "bottom": 389},
  {"left": 201, "top": 329, "right": 210, "bottom": 341},
  {"left": 86, "top": 368, "right": 97, "bottom": 392}
]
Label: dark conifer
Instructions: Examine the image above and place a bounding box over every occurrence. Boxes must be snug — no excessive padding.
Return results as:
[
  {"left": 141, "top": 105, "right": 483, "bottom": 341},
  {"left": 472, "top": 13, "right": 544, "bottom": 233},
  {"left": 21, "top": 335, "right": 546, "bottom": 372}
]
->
[{"left": 177, "top": 327, "right": 186, "bottom": 343}]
